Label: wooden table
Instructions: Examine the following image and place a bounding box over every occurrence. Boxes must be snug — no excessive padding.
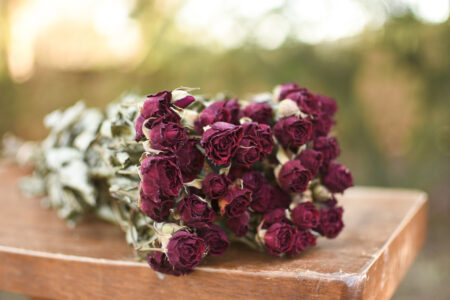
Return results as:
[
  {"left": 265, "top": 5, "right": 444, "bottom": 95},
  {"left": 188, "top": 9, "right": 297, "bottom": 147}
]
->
[{"left": 0, "top": 163, "right": 427, "bottom": 300}]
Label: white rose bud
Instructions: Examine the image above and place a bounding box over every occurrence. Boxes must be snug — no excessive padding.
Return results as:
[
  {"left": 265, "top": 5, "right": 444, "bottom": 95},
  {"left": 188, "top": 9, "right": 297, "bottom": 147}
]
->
[
  {"left": 278, "top": 99, "right": 300, "bottom": 118},
  {"left": 180, "top": 109, "right": 198, "bottom": 128},
  {"left": 172, "top": 90, "right": 190, "bottom": 101}
]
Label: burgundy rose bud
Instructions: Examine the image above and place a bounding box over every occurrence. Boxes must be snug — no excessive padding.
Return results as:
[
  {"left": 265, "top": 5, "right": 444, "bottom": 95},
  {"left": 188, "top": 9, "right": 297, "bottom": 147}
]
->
[
  {"left": 134, "top": 115, "right": 146, "bottom": 142},
  {"left": 241, "top": 170, "right": 267, "bottom": 191},
  {"left": 264, "top": 223, "right": 296, "bottom": 256},
  {"left": 274, "top": 116, "right": 312, "bottom": 149},
  {"left": 166, "top": 231, "right": 207, "bottom": 272},
  {"left": 149, "top": 122, "right": 188, "bottom": 152},
  {"left": 285, "top": 88, "right": 320, "bottom": 115},
  {"left": 263, "top": 209, "right": 288, "bottom": 228},
  {"left": 242, "top": 122, "right": 274, "bottom": 155},
  {"left": 278, "top": 160, "right": 312, "bottom": 194},
  {"left": 227, "top": 211, "right": 249, "bottom": 237},
  {"left": 202, "top": 173, "right": 231, "bottom": 200},
  {"left": 195, "top": 101, "right": 231, "bottom": 133},
  {"left": 224, "top": 98, "right": 241, "bottom": 124},
  {"left": 140, "top": 155, "right": 183, "bottom": 199},
  {"left": 250, "top": 184, "right": 273, "bottom": 213},
  {"left": 220, "top": 187, "right": 251, "bottom": 218},
  {"left": 322, "top": 197, "right": 338, "bottom": 208},
  {"left": 251, "top": 184, "right": 291, "bottom": 213},
  {"left": 147, "top": 252, "right": 184, "bottom": 276},
  {"left": 296, "top": 149, "right": 323, "bottom": 177},
  {"left": 201, "top": 122, "right": 243, "bottom": 166},
  {"left": 195, "top": 223, "right": 230, "bottom": 256},
  {"left": 321, "top": 162, "right": 353, "bottom": 193},
  {"left": 291, "top": 202, "right": 319, "bottom": 229},
  {"left": 175, "top": 138, "right": 205, "bottom": 183},
  {"left": 311, "top": 114, "right": 335, "bottom": 137},
  {"left": 287, "top": 229, "right": 317, "bottom": 256},
  {"left": 177, "top": 195, "right": 215, "bottom": 224},
  {"left": 135, "top": 91, "right": 180, "bottom": 141},
  {"left": 313, "top": 136, "right": 340, "bottom": 163},
  {"left": 227, "top": 164, "right": 249, "bottom": 181},
  {"left": 173, "top": 95, "right": 195, "bottom": 109},
  {"left": 140, "top": 191, "right": 174, "bottom": 222},
  {"left": 243, "top": 102, "right": 272, "bottom": 124},
  {"left": 316, "top": 206, "right": 344, "bottom": 238},
  {"left": 235, "top": 135, "right": 262, "bottom": 167},
  {"left": 277, "top": 82, "right": 300, "bottom": 100},
  {"left": 316, "top": 94, "right": 338, "bottom": 116},
  {"left": 271, "top": 186, "right": 293, "bottom": 209}
]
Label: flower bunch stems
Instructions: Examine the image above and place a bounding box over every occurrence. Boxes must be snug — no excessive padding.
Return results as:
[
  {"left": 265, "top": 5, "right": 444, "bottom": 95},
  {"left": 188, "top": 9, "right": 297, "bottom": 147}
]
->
[{"left": 21, "top": 83, "right": 353, "bottom": 276}]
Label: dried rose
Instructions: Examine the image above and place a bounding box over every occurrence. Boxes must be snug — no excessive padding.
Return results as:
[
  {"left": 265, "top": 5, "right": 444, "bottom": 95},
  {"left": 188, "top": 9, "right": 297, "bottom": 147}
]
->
[
  {"left": 140, "top": 191, "right": 174, "bottom": 222},
  {"left": 285, "top": 88, "right": 320, "bottom": 115},
  {"left": 311, "top": 114, "right": 335, "bottom": 138},
  {"left": 278, "top": 160, "right": 312, "bottom": 194},
  {"left": 274, "top": 116, "right": 312, "bottom": 149},
  {"left": 202, "top": 173, "right": 231, "bottom": 200},
  {"left": 140, "top": 155, "right": 183, "bottom": 200},
  {"left": 147, "top": 252, "right": 184, "bottom": 276},
  {"left": 195, "top": 223, "right": 230, "bottom": 256},
  {"left": 135, "top": 91, "right": 180, "bottom": 141},
  {"left": 227, "top": 211, "right": 249, "bottom": 237},
  {"left": 276, "top": 82, "right": 300, "bottom": 100},
  {"left": 315, "top": 206, "right": 344, "bottom": 238},
  {"left": 177, "top": 195, "right": 215, "bottom": 224},
  {"left": 201, "top": 122, "right": 243, "bottom": 166},
  {"left": 149, "top": 122, "right": 188, "bottom": 152},
  {"left": 241, "top": 170, "right": 267, "bottom": 191},
  {"left": 243, "top": 102, "right": 272, "bottom": 124},
  {"left": 195, "top": 101, "right": 233, "bottom": 133},
  {"left": 242, "top": 122, "right": 274, "bottom": 155},
  {"left": 235, "top": 135, "right": 262, "bottom": 167},
  {"left": 270, "top": 186, "right": 292, "bottom": 209},
  {"left": 316, "top": 94, "right": 338, "bottom": 117},
  {"left": 166, "top": 231, "right": 207, "bottom": 272},
  {"left": 224, "top": 98, "right": 241, "bottom": 124},
  {"left": 296, "top": 149, "right": 323, "bottom": 177},
  {"left": 291, "top": 202, "right": 319, "bottom": 229},
  {"left": 287, "top": 229, "right": 317, "bottom": 256},
  {"left": 172, "top": 93, "right": 195, "bottom": 109},
  {"left": 251, "top": 184, "right": 291, "bottom": 213},
  {"left": 313, "top": 136, "right": 340, "bottom": 163},
  {"left": 321, "top": 162, "right": 353, "bottom": 193},
  {"left": 250, "top": 184, "right": 273, "bottom": 213},
  {"left": 175, "top": 138, "right": 205, "bottom": 183},
  {"left": 220, "top": 187, "right": 251, "bottom": 218},
  {"left": 264, "top": 222, "right": 296, "bottom": 256},
  {"left": 263, "top": 209, "right": 288, "bottom": 228}
]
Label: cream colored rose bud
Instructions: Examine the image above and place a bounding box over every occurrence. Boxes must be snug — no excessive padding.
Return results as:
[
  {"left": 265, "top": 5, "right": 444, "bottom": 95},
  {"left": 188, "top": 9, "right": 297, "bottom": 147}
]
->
[
  {"left": 181, "top": 109, "right": 198, "bottom": 128},
  {"left": 313, "top": 185, "right": 332, "bottom": 201},
  {"left": 172, "top": 90, "right": 190, "bottom": 101},
  {"left": 278, "top": 99, "right": 300, "bottom": 118}
]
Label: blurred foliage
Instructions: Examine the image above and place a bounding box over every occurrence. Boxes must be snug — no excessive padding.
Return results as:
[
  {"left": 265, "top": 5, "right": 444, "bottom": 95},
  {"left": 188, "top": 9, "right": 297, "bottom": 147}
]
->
[{"left": 0, "top": 2, "right": 449, "bottom": 299}]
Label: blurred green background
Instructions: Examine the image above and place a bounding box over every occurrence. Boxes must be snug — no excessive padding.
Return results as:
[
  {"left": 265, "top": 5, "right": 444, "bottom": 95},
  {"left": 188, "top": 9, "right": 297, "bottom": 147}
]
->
[{"left": 0, "top": 0, "right": 449, "bottom": 299}]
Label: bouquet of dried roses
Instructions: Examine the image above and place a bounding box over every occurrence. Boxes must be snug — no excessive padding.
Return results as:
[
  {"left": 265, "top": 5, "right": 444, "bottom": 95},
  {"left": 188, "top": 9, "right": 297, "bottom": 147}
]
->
[{"left": 17, "top": 83, "right": 353, "bottom": 276}]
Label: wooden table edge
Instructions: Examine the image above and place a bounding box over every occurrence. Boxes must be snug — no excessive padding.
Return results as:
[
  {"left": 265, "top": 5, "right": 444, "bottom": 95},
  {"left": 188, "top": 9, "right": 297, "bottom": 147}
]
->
[
  {"left": 359, "top": 191, "right": 428, "bottom": 299},
  {"left": 0, "top": 186, "right": 428, "bottom": 300}
]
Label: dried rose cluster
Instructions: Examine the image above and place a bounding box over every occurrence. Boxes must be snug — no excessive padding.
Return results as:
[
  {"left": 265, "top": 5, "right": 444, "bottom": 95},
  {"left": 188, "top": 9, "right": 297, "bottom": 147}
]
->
[{"left": 135, "top": 83, "right": 353, "bottom": 276}]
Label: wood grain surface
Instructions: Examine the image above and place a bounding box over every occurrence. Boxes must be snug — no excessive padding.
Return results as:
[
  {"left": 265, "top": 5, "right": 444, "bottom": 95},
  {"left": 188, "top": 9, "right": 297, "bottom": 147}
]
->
[{"left": 0, "top": 163, "right": 427, "bottom": 300}]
